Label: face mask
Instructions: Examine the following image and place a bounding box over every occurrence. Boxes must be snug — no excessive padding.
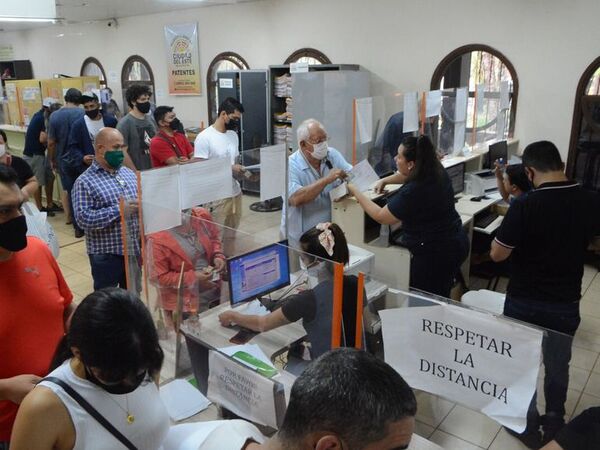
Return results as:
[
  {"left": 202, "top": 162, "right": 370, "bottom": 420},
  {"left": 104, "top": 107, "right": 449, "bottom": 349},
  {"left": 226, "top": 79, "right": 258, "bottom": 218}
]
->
[
  {"left": 225, "top": 117, "right": 240, "bottom": 131},
  {"left": 105, "top": 150, "right": 124, "bottom": 169},
  {"left": 136, "top": 101, "right": 151, "bottom": 114},
  {"left": 169, "top": 118, "right": 181, "bottom": 131},
  {"left": 311, "top": 141, "right": 329, "bottom": 160},
  {"left": 0, "top": 144, "right": 6, "bottom": 157},
  {"left": 85, "top": 108, "right": 100, "bottom": 119},
  {"left": 0, "top": 215, "right": 28, "bottom": 252},
  {"left": 85, "top": 365, "right": 146, "bottom": 395}
]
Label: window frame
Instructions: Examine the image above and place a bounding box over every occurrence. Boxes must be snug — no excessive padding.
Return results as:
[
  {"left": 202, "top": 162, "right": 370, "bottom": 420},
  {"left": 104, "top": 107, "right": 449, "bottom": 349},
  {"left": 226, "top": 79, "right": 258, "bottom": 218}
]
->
[
  {"left": 206, "top": 52, "right": 250, "bottom": 124},
  {"left": 284, "top": 48, "right": 331, "bottom": 65},
  {"left": 120, "top": 55, "right": 156, "bottom": 112},
  {"left": 80, "top": 56, "right": 107, "bottom": 88},
  {"left": 431, "top": 44, "right": 519, "bottom": 137}
]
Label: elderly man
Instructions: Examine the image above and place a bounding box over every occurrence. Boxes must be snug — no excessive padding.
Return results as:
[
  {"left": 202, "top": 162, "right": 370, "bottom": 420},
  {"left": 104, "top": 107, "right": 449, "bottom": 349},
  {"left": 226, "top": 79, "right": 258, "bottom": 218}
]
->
[
  {"left": 0, "top": 165, "right": 73, "bottom": 445},
  {"left": 281, "top": 118, "right": 352, "bottom": 248},
  {"left": 72, "top": 128, "right": 139, "bottom": 290}
]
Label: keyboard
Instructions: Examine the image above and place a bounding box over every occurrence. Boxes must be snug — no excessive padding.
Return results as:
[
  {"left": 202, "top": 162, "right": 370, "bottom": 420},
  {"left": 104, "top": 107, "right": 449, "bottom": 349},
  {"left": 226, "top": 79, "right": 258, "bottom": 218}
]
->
[{"left": 474, "top": 210, "right": 500, "bottom": 229}]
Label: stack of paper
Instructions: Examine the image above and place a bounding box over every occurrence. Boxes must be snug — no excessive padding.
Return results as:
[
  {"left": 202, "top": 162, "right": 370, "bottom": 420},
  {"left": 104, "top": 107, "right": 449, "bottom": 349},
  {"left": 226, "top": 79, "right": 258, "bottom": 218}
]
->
[
  {"left": 273, "top": 124, "right": 290, "bottom": 145},
  {"left": 159, "top": 379, "right": 211, "bottom": 421},
  {"left": 274, "top": 74, "right": 291, "bottom": 97}
]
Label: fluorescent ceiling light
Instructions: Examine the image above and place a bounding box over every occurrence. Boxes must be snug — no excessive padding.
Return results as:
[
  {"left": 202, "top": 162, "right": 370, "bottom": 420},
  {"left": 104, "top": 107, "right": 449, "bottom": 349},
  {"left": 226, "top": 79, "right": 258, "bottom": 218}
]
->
[{"left": 0, "top": 17, "right": 57, "bottom": 23}]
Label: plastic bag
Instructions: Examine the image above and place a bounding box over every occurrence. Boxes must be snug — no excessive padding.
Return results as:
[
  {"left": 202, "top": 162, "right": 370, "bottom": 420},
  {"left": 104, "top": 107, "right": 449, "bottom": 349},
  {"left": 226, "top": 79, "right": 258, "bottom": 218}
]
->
[{"left": 22, "top": 202, "right": 60, "bottom": 258}]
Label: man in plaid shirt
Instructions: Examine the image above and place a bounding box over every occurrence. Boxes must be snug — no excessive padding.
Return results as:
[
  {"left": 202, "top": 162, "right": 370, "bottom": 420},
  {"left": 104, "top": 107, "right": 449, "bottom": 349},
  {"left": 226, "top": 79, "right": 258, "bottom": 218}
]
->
[{"left": 72, "top": 128, "right": 140, "bottom": 290}]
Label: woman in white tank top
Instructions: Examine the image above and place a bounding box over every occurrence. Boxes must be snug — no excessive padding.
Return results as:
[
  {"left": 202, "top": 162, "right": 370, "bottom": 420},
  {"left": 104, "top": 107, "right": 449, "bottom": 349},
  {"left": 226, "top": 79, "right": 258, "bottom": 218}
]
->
[{"left": 10, "top": 288, "right": 170, "bottom": 450}]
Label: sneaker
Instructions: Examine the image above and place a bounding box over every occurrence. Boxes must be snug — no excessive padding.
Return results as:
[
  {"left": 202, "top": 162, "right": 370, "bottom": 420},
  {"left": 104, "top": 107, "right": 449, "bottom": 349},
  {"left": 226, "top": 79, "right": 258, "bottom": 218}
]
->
[
  {"left": 504, "top": 426, "right": 542, "bottom": 449},
  {"left": 541, "top": 414, "right": 565, "bottom": 445},
  {"left": 40, "top": 207, "right": 55, "bottom": 217},
  {"left": 74, "top": 229, "right": 85, "bottom": 239},
  {"left": 48, "top": 203, "right": 64, "bottom": 212}
]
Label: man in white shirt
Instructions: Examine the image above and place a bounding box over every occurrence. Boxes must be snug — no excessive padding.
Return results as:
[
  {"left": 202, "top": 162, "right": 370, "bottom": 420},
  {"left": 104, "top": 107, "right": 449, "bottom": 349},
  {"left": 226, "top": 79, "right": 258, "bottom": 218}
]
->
[{"left": 194, "top": 97, "right": 245, "bottom": 256}]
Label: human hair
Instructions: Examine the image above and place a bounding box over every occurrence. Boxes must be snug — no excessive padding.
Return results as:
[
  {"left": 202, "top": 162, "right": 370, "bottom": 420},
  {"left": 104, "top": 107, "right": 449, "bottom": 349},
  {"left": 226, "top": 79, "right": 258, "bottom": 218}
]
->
[
  {"left": 296, "top": 118, "right": 325, "bottom": 148},
  {"left": 51, "top": 288, "right": 163, "bottom": 382},
  {"left": 279, "top": 348, "right": 417, "bottom": 447},
  {"left": 64, "top": 88, "right": 82, "bottom": 104},
  {"left": 505, "top": 164, "right": 531, "bottom": 193},
  {"left": 153, "top": 105, "right": 174, "bottom": 125},
  {"left": 217, "top": 97, "right": 244, "bottom": 115},
  {"left": 0, "top": 130, "right": 7, "bottom": 145},
  {"left": 49, "top": 103, "right": 62, "bottom": 115},
  {"left": 522, "top": 140, "right": 564, "bottom": 173},
  {"left": 125, "top": 84, "right": 153, "bottom": 108},
  {"left": 401, "top": 135, "right": 444, "bottom": 183},
  {"left": 0, "top": 164, "right": 18, "bottom": 188},
  {"left": 299, "top": 222, "right": 349, "bottom": 265}
]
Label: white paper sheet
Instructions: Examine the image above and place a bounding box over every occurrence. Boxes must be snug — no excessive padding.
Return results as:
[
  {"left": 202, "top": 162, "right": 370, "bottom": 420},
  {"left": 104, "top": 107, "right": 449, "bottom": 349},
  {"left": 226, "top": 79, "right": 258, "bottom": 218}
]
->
[
  {"left": 496, "top": 111, "right": 506, "bottom": 140},
  {"left": 179, "top": 159, "right": 233, "bottom": 209},
  {"left": 356, "top": 97, "right": 373, "bottom": 144},
  {"left": 21, "top": 87, "right": 40, "bottom": 101},
  {"left": 403, "top": 92, "right": 419, "bottom": 133},
  {"left": 140, "top": 165, "right": 182, "bottom": 234},
  {"left": 218, "top": 343, "right": 276, "bottom": 372},
  {"left": 425, "top": 90, "right": 442, "bottom": 118},
  {"left": 259, "top": 144, "right": 286, "bottom": 202},
  {"left": 453, "top": 122, "right": 466, "bottom": 153},
  {"left": 500, "top": 80, "right": 510, "bottom": 110},
  {"left": 159, "top": 379, "right": 211, "bottom": 421},
  {"left": 476, "top": 83, "right": 485, "bottom": 114},
  {"left": 408, "top": 434, "right": 444, "bottom": 450},
  {"left": 455, "top": 87, "right": 468, "bottom": 122},
  {"left": 349, "top": 159, "right": 379, "bottom": 193},
  {"left": 329, "top": 182, "right": 348, "bottom": 202}
]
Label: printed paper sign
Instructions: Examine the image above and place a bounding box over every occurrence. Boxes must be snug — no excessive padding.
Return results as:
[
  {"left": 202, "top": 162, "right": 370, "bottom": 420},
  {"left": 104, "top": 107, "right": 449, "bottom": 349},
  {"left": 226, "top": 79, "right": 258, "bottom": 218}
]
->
[
  {"left": 164, "top": 23, "right": 202, "bottom": 95},
  {"left": 381, "top": 303, "right": 543, "bottom": 432},
  {"left": 219, "top": 78, "right": 233, "bottom": 89}
]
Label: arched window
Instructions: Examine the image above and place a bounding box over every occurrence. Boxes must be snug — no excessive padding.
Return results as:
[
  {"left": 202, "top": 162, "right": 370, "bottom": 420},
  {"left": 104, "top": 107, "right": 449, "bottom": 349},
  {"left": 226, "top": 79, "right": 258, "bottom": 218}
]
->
[
  {"left": 206, "top": 52, "right": 249, "bottom": 124},
  {"left": 566, "top": 57, "right": 600, "bottom": 189},
  {"left": 431, "top": 44, "right": 518, "bottom": 151},
  {"left": 80, "top": 57, "right": 107, "bottom": 88},
  {"left": 284, "top": 48, "right": 331, "bottom": 65},
  {"left": 121, "top": 55, "right": 155, "bottom": 112}
]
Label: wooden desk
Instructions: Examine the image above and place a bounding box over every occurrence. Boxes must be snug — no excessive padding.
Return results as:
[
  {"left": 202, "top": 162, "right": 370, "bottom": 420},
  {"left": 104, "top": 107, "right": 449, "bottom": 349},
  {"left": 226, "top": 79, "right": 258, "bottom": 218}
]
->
[{"left": 181, "top": 303, "right": 306, "bottom": 395}]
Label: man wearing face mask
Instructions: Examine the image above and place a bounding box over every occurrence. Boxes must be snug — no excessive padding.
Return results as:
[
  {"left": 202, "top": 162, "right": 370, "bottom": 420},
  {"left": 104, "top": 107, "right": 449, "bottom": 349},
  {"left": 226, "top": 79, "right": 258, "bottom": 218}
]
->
[
  {"left": 72, "top": 128, "right": 140, "bottom": 290},
  {"left": 490, "top": 141, "right": 600, "bottom": 447},
  {"left": 282, "top": 118, "right": 352, "bottom": 249},
  {"left": 0, "top": 130, "right": 38, "bottom": 201},
  {"left": 0, "top": 164, "right": 74, "bottom": 445},
  {"left": 117, "top": 84, "right": 156, "bottom": 171},
  {"left": 194, "top": 97, "right": 245, "bottom": 256},
  {"left": 149, "top": 105, "right": 194, "bottom": 167}
]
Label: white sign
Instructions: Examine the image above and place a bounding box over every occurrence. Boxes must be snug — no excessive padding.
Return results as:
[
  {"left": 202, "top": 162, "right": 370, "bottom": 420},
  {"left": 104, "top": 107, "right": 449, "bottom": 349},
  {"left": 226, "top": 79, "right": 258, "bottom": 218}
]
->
[
  {"left": 403, "top": 92, "right": 419, "bottom": 133},
  {"left": 380, "top": 303, "right": 543, "bottom": 432},
  {"left": 455, "top": 87, "right": 468, "bottom": 123},
  {"left": 21, "top": 87, "right": 40, "bottom": 101},
  {"left": 290, "top": 62, "right": 309, "bottom": 73},
  {"left": 0, "top": 45, "right": 14, "bottom": 62},
  {"left": 259, "top": 144, "right": 286, "bottom": 202},
  {"left": 355, "top": 97, "right": 373, "bottom": 144},
  {"left": 425, "top": 90, "right": 442, "bottom": 118},
  {"left": 500, "top": 80, "right": 510, "bottom": 110},
  {"left": 207, "top": 350, "right": 282, "bottom": 428},
  {"left": 219, "top": 78, "right": 233, "bottom": 89},
  {"left": 108, "top": 70, "right": 118, "bottom": 83}
]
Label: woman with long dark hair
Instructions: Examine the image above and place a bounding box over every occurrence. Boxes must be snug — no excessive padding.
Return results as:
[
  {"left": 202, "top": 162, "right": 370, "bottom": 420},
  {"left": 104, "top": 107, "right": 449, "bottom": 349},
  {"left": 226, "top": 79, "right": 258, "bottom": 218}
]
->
[
  {"left": 347, "top": 135, "right": 469, "bottom": 297},
  {"left": 10, "top": 288, "right": 169, "bottom": 450}
]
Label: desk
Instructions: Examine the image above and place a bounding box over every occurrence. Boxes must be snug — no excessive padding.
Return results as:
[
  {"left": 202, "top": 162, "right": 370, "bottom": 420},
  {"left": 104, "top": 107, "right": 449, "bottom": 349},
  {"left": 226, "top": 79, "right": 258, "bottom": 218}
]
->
[{"left": 181, "top": 302, "right": 306, "bottom": 395}]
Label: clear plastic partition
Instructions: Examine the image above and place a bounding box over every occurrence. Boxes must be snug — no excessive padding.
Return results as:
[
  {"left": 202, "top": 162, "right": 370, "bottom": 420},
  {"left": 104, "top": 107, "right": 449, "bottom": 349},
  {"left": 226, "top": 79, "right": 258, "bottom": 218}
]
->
[
  {"left": 377, "top": 288, "right": 578, "bottom": 435},
  {"left": 467, "top": 82, "right": 513, "bottom": 150}
]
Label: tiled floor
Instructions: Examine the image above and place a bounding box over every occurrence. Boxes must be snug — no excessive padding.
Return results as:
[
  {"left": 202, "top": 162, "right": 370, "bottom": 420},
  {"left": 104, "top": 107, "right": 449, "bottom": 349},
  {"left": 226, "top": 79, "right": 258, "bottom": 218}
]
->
[{"left": 47, "top": 196, "right": 600, "bottom": 449}]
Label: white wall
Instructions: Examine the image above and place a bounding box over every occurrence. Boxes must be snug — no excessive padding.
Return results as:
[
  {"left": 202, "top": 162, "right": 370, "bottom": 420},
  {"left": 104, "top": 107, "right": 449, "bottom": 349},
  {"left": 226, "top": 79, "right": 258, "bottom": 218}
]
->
[{"left": 1, "top": 0, "right": 599, "bottom": 158}]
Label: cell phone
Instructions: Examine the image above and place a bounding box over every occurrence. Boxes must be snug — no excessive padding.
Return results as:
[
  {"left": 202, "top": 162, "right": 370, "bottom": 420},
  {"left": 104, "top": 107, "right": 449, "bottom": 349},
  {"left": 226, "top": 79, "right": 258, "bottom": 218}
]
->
[
  {"left": 211, "top": 270, "right": 220, "bottom": 282},
  {"left": 229, "top": 328, "right": 259, "bottom": 345}
]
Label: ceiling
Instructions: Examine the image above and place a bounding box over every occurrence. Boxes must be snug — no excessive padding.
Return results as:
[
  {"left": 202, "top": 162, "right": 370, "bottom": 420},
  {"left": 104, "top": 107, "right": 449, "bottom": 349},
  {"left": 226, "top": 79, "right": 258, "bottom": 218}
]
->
[{"left": 0, "top": 0, "right": 262, "bottom": 31}]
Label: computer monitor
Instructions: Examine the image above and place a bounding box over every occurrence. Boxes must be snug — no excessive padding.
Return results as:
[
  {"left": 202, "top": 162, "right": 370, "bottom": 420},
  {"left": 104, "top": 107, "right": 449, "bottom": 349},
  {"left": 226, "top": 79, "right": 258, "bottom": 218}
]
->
[
  {"left": 485, "top": 140, "right": 508, "bottom": 169},
  {"left": 227, "top": 241, "right": 290, "bottom": 307},
  {"left": 446, "top": 162, "right": 465, "bottom": 195}
]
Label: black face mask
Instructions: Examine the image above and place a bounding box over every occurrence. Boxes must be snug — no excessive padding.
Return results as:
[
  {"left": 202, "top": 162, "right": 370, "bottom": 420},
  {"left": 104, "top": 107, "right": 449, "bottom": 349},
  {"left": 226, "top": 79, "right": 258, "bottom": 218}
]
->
[
  {"left": 85, "top": 108, "right": 100, "bottom": 119},
  {"left": 0, "top": 215, "right": 28, "bottom": 252},
  {"left": 225, "top": 118, "right": 240, "bottom": 131},
  {"left": 169, "top": 118, "right": 182, "bottom": 131},
  {"left": 136, "top": 101, "right": 151, "bottom": 114},
  {"left": 85, "top": 365, "right": 147, "bottom": 395}
]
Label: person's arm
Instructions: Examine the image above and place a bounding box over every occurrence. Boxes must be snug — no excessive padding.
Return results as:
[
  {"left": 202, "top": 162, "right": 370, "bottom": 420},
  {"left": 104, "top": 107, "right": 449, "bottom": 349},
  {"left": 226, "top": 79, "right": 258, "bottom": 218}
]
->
[
  {"left": 21, "top": 176, "right": 38, "bottom": 201},
  {"left": 72, "top": 181, "right": 121, "bottom": 230},
  {"left": 490, "top": 240, "right": 513, "bottom": 262},
  {"left": 347, "top": 182, "right": 401, "bottom": 225},
  {"left": 117, "top": 120, "right": 136, "bottom": 170},
  {"left": 374, "top": 171, "right": 407, "bottom": 193},
  {"left": 541, "top": 442, "right": 563, "bottom": 450},
  {"left": 494, "top": 161, "right": 510, "bottom": 203},
  {"left": 149, "top": 240, "right": 197, "bottom": 288},
  {"left": 218, "top": 308, "right": 290, "bottom": 333},
  {"left": 9, "top": 386, "right": 69, "bottom": 450},
  {"left": 288, "top": 168, "right": 346, "bottom": 207},
  {"left": 490, "top": 199, "right": 523, "bottom": 262},
  {"left": 0, "top": 375, "right": 42, "bottom": 404},
  {"left": 39, "top": 131, "right": 48, "bottom": 145}
]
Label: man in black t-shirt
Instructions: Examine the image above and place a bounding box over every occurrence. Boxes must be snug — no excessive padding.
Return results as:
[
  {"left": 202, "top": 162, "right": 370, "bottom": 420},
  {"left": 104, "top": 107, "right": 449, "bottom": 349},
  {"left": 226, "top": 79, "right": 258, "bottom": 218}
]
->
[
  {"left": 491, "top": 141, "right": 600, "bottom": 447},
  {"left": 0, "top": 133, "right": 38, "bottom": 201}
]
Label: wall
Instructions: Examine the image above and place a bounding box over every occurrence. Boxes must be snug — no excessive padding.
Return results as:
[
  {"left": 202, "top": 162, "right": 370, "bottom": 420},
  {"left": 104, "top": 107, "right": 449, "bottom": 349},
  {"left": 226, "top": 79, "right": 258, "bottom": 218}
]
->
[{"left": 1, "top": 0, "right": 599, "bottom": 158}]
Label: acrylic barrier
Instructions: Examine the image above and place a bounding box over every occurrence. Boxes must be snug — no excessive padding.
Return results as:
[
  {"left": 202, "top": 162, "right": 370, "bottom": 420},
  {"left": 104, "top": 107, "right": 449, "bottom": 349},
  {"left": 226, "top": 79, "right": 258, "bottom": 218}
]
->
[
  {"left": 122, "top": 201, "right": 367, "bottom": 428},
  {"left": 377, "top": 288, "right": 577, "bottom": 435}
]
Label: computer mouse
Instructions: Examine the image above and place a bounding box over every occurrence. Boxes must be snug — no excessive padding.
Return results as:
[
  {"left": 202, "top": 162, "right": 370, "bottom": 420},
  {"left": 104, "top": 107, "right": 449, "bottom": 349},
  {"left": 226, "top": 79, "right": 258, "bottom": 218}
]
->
[{"left": 470, "top": 197, "right": 482, "bottom": 202}]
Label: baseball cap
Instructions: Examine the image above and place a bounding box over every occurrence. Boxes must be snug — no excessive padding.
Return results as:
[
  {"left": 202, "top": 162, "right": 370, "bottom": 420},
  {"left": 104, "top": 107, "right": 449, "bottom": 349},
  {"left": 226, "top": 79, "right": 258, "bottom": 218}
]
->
[
  {"left": 43, "top": 97, "right": 57, "bottom": 108},
  {"left": 81, "top": 90, "right": 99, "bottom": 102}
]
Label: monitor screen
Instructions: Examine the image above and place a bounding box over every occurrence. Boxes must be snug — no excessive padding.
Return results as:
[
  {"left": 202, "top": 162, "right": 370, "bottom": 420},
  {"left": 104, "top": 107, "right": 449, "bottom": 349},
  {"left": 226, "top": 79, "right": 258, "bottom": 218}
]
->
[
  {"left": 227, "top": 241, "right": 290, "bottom": 307},
  {"left": 485, "top": 140, "right": 508, "bottom": 169},
  {"left": 446, "top": 162, "right": 465, "bottom": 195}
]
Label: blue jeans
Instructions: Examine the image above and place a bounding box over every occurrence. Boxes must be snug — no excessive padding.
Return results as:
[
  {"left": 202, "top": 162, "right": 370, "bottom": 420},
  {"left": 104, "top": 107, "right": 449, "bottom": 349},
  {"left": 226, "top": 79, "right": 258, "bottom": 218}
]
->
[
  {"left": 504, "top": 295, "right": 580, "bottom": 429},
  {"left": 89, "top": 254, "right": 127, "bottom": 291}
]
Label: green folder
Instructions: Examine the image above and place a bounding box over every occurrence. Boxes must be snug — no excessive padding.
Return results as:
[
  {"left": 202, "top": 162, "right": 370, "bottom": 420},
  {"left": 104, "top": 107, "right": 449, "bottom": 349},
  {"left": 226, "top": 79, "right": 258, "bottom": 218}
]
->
[{"left": 232, "top": 351, "right": 278, "bottom": 378}]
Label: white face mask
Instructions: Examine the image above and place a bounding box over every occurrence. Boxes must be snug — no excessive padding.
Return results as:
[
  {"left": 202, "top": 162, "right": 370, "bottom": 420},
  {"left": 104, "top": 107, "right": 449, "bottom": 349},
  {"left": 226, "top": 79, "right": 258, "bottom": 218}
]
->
[
  {"left": 0, "top": 144, "right": 5, "bottom": 157},
  {"left": 311, "top": 141, "right": 329, "bottom": 160}
]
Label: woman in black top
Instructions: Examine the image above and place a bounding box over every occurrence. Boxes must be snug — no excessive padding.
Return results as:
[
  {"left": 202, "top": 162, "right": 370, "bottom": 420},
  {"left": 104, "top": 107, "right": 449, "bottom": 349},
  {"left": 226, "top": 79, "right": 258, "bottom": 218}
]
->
[
  {"left": 218, "top": 222, "right": 363, "bottom": 359},
  {"left": 347, "top": 135, "right": 469, "bottom": 298}
]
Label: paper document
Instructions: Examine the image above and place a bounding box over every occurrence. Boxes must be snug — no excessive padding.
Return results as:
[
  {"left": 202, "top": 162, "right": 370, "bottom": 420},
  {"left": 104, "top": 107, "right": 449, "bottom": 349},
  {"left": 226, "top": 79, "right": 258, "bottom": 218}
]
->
[
  {"left": 140, "top": 165, "right": 182, "bottom": 234},
  {"left": 179, "top": 159, "right": 233, "bottom": 209},
  {"left": 453, "top": 122, "right": 466, "bottom": 153},
  {"left": 455, "top": 87, "right": 468, "bottom": 122},
  {"left": 408, "top": 434, "right": 443, "bottom": 450},
  {"left": 500, "top": 80, "right": 510, "bottom": 110},
  {"left": 476, "top": 83, "right": 485, "bottom": 114},
  {"left": 237, "top": 299, "right": 270, "bottom": 316},
  {"left": 159, "top": 379, "right": 211, "bottom": 421},
  {"left": 356, "top": 97, "right": 374, "bottom": 144},
  {"left": 349, "top": 159, "right": 379, "bottom": 193},
  {"left": 260, "top": 144, "right": 286, "bottom": 202},
  {"left": 218, "top": 344, "right": 277, "bottom": 373},
  {"left": 425, "top": 90, "right": 442, "bottom": 118},
  {"left": 403, "top": 92, "right": 419, "bottom": 133},
  {"left": 329, "top": 182, "right": 348, "bottom": 202}
]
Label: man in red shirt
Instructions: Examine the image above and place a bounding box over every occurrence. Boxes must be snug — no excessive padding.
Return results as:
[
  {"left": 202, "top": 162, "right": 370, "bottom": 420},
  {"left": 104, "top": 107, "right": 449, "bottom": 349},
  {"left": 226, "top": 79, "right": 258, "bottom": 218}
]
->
[
  {"left": 0, "top": 165, "right": 74, "bottom": 444},
  {"left": 149, "top": 106, "right": 194, "bottom": 167}
]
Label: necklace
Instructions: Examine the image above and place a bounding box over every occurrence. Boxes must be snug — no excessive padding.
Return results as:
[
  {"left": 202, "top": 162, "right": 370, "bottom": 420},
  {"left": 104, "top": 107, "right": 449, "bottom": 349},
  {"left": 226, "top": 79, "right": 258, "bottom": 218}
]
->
[{"left": 104, "top": 394, "right": 135, "bottom": 424}]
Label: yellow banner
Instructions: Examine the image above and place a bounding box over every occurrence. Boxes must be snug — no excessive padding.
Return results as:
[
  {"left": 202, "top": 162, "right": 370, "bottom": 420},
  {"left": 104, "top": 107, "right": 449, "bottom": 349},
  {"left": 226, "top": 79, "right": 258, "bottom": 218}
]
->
[{"left": 164, "top": 23, "right": 202, "bottom": 95}]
